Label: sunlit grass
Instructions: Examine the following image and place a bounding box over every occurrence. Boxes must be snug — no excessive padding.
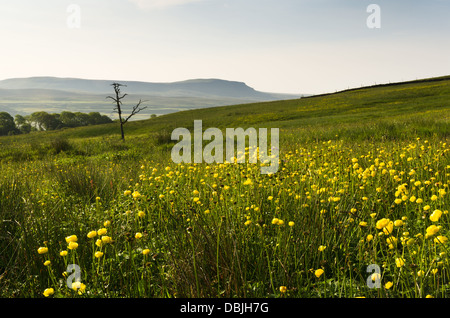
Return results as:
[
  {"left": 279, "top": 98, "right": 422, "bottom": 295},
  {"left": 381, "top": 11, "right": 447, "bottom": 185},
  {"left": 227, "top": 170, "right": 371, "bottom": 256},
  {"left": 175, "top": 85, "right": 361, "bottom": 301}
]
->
[
  {"left": 1, "top": 76, "right": 449, "bottom": 298},
  {"left": 1, "top": 134, "right": 448, "bottom": 298}
]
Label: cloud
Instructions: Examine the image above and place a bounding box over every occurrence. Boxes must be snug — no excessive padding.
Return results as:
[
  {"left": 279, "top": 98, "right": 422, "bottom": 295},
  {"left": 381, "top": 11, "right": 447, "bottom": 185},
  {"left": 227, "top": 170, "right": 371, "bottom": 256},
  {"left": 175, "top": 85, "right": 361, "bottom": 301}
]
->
[{"left": 128, "top": 0, "right": 205, "bottom": 10}]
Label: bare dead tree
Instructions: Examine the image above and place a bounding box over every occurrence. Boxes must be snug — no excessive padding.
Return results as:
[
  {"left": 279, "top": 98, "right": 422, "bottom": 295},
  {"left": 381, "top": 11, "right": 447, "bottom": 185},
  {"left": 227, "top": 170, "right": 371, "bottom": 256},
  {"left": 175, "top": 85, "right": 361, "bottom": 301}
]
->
[{"left": 107, "top": 83, "right": 147, "bottom": 141}]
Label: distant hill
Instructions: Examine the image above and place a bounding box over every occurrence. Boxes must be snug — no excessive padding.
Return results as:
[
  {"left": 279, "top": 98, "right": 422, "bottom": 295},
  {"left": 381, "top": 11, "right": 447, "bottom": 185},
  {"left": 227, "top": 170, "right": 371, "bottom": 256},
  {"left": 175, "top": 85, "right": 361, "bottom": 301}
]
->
[
  {"left": 0, "top": 77, "right": 302, "bottom": 119},
  {"left": 2, "top": 74, "right": 446, "bottom": 144}
]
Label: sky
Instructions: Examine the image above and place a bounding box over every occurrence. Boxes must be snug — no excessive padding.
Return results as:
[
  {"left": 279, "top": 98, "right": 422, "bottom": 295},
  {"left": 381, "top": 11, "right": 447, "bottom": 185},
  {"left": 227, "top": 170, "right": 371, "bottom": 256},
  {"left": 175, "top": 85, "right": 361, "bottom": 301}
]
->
[{"left": 0, "top": 0, "right": 449, "bottom": 95}]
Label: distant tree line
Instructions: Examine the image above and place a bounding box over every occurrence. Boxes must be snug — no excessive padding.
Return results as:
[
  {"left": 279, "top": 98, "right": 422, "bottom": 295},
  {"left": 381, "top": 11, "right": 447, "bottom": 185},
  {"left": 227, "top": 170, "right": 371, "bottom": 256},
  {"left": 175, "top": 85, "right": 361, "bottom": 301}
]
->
[{"left": 0, "top": 111, "right": 112, "bottom": 136}]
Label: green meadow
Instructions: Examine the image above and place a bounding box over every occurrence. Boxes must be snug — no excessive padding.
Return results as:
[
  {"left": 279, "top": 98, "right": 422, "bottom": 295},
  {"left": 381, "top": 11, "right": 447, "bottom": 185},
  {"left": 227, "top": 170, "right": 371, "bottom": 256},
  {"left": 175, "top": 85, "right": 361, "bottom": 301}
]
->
[{"left": 0, "top": 76, "right": 449, "bottom": 298}]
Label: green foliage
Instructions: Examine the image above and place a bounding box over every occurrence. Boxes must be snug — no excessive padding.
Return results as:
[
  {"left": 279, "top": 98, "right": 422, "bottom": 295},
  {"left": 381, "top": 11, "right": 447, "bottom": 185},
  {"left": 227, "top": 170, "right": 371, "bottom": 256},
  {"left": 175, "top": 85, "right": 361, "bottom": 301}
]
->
[
  {"left": 0, "top": 112, "right": 17, "bottom": 136},
  {"left": 49, "top": 138, "right": 73, "bottom": 154},
  {"left": 0, "top": 76, "right": 449, "bottom": 298},
  {"left": 0, "top": 111, "right": 113, "bottom": 137},
  {"left": 154, "top": 129, "right": 174, "bottom": 145}
]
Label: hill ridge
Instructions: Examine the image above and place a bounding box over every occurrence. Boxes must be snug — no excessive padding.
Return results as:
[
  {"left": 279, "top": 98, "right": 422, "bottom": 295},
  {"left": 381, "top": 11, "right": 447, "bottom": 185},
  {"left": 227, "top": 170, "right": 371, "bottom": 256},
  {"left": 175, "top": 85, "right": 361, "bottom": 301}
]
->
[
  {"left": 0, "top": 76, "right": 301, "bottom": 118},
  {"left": 0, "top": 76, "right": 294, "bottom": 98}
]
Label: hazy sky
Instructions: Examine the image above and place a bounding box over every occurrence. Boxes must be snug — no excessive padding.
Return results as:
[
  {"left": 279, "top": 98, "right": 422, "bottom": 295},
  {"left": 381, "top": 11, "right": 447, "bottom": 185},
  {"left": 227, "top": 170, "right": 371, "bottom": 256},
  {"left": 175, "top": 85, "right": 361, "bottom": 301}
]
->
[{"left": 1, "top": 0, "right": 449, "bottom": 94}]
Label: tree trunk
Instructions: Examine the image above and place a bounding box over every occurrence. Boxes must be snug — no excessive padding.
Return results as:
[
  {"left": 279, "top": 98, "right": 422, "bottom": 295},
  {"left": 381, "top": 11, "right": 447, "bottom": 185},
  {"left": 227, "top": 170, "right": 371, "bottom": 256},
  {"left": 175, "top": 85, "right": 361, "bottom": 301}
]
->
[{"left": 120, "top": 122, "right": 125, "bottom": 140}]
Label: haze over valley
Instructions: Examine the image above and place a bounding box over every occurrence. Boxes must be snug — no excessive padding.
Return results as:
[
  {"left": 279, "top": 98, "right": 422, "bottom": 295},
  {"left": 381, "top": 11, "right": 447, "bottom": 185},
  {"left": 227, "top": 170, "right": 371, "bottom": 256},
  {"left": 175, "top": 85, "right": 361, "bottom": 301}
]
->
[{"left": 0, "top": 76, "right": 302, "bottom": 120}]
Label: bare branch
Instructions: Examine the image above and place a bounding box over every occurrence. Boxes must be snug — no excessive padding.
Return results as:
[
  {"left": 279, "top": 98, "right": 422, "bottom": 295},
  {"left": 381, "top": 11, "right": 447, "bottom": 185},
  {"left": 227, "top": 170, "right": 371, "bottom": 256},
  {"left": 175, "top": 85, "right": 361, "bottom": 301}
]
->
[
  {"left": 111, "top": 83, "right": 127, "bottom": 88},
  {"left": 106, "top": 96, "right": 118, "bottom": 102},
  {"left": 108, "top": 83, "right": 148, "bottom": 140},
  {"left": 123, "top": 99, "right": 148, "bottom": 123}
]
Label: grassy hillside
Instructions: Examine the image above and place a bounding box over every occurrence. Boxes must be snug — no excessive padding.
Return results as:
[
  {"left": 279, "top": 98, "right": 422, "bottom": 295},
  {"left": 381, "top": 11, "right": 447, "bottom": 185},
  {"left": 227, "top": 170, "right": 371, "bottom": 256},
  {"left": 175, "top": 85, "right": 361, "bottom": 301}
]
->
[
  {"left": 0, "top": 76, "right": 449, "bottom": 299},
  {"left": 1, "top": 75, "right": 449, "bottom": 162}
]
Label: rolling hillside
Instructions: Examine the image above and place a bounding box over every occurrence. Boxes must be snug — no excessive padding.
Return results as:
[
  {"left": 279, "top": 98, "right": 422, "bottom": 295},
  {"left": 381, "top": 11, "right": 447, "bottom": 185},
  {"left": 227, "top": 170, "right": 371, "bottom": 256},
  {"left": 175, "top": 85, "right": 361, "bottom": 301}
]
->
[
  {"left": 48, "top": 75, "right": 450, "bottom": 138},
  {"left": 0, "top": 77, "right": 301, "bottom": 119},
  {"left": 1, "top": 75, "right": 449, "bottom": 299},
  {"left": 0, "top": 75, "right": 449, "bottom": 163}
]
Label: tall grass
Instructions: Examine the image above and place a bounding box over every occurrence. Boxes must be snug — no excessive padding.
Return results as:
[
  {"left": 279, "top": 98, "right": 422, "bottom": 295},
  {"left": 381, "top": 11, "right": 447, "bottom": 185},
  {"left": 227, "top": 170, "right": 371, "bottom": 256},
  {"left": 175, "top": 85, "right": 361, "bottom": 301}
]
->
[
  {"left": 0, "top": 76, "right": 449, "bottom": 298},
  {"left": 1, "top": 133, "right": 448, "bottom": 298}
]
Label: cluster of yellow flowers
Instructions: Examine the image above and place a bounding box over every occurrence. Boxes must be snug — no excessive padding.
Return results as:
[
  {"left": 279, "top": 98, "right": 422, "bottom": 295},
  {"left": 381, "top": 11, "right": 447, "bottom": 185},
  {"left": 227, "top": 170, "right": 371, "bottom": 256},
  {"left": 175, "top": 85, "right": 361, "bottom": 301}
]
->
[
  {"left": 34, "top": 137, "right": 448, "bottom": 298},
  {"left": 87, "top": 226, "right": 113, "bottom": 248},
  {"left": 38, "top": 219, "right": 118, "bottom": 297}
]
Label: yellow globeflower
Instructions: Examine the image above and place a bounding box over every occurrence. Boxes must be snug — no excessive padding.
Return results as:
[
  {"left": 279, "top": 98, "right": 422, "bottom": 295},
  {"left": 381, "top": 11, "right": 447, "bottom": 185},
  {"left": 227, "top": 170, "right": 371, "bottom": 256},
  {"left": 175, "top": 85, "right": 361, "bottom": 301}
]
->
[
  {"left": 371, "top": 273, "right": 381, "bottom": 283},
  {"left": 138, "top": 211, "right": 146, "bottom": 218},
  {"left": 60, "top": 250, "right": 68, "bottom": 257},
  {"left": 72, "top": 282, "right": 86, "bottom": 295},
  {"left": 385, "top": 281, "right": 393, "bottom": 290},
  {"left": 279, "top": 286, "right": 287, "bottom": 293},
  {"left": 43, "top": 288, "right": 54, "bottom": 297},
  {"left": 101, "top": 236, "right": 112, "bottom": 244},
  {"left": 143, "top": 249, "right": 150, "bottom": 255},
  {"left": 68, "top": 242, "right": 78, "bottom": 250},
  {"left": 434, "top": 236, "right": 448, "bottom": 244},
  {"left": 426, "top": 225, "right": 441, "bottom": 238},
  {"left": 44, "top": 260, "right": 51, "bottom": 266},
  {"left": 376, "top": 218, "right": 390, "bottom": 230},
  {"left": 318, "top": 245, "right": 327, "bottom": 252},
  {"left": 430, "top": 210, "right": 442, "bottom": 222},
  {"left": 65, "top": 235, "right": 78, "bottom": 243},
  {"left": 38, "top": 247, "right": 48, "bottom": 254},
  {"left": 135, "top": 232, "right": 143, "bottom": 239},
  {"left": 132, "top": 191, "right": 141, "bottom": 199},
  {"left": 94, "top": 251, "right": 104, "bottom": 258},
  {"left": 395, "top": 258, "right": 405, "bottom": 268},
  {"left": 382, "top": 221, "right": 394, "bottom": 235},
  {"left": 87, "top": 231, "right": 97, "bottom": 239},
  {"left": 124, "top": 190, "right": 132, "bottom": 196},
  {"left": 288, "top": 221, "right": 295, "bottom": 227},
  {"left": 315, "top": 269, "right": 324, "bottom": 278},
  {"left": 97, "top": 228, "right": 107, "bottom": 236},
  {"left": 386, "top": 237, "right": 398, "bottom": 245},
  {"left": 366, "top": 234, "right": 374, "bottom": 242}
]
